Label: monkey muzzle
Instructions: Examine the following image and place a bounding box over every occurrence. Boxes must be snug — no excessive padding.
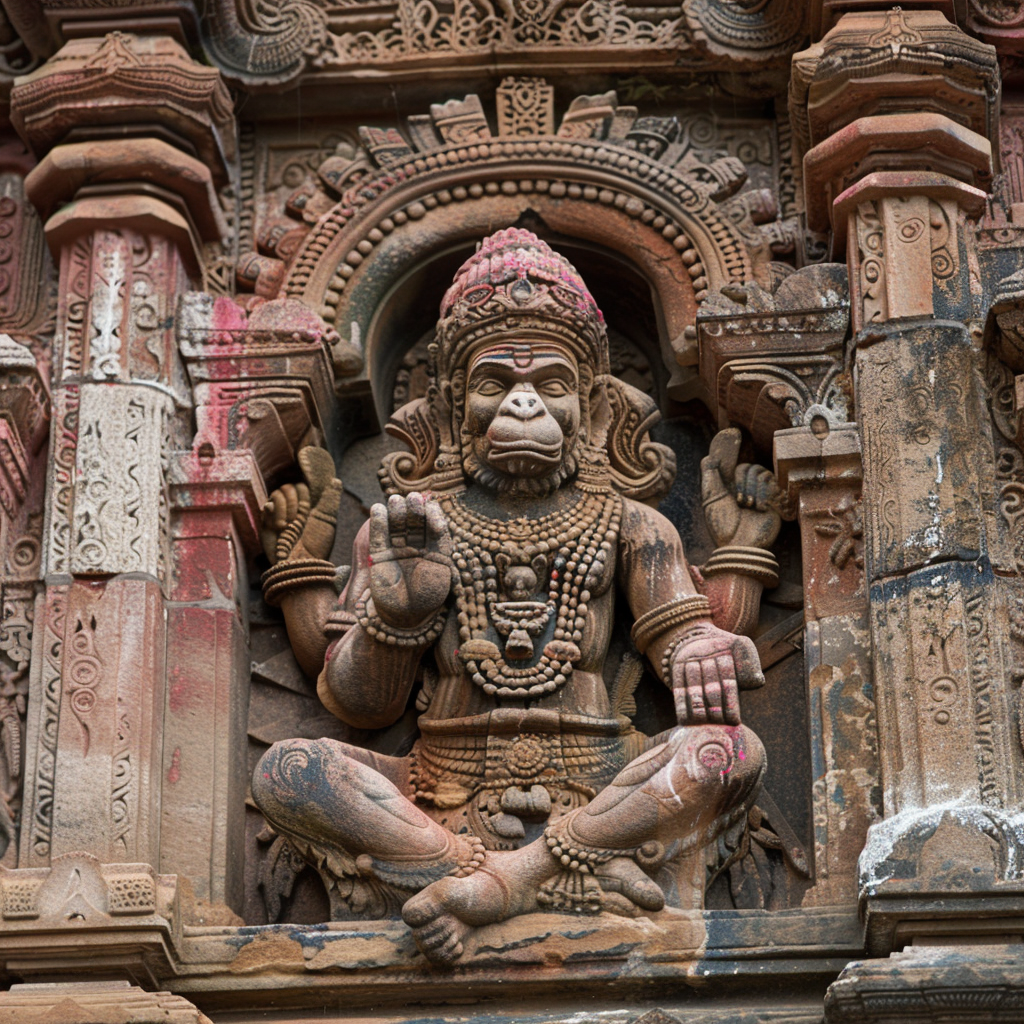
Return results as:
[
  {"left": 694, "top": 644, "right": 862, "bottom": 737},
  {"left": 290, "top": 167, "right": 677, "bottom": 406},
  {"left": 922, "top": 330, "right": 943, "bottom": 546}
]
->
[{"left": 485, "top": 387, "right": 567, "bottom": 474}]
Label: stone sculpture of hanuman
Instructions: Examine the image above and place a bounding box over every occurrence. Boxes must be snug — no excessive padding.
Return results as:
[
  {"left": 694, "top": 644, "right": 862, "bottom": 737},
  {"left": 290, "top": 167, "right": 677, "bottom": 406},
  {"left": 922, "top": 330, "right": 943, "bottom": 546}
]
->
[{"left": 256, "top": 228, "right": 778, "bottom": 965}]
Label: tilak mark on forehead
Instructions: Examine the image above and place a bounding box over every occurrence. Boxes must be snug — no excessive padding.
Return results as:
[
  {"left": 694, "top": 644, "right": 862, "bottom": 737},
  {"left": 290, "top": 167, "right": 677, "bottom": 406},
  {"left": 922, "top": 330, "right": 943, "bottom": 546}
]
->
[{"left": 470, "top": 342, "right": 577, "bottom": 371}]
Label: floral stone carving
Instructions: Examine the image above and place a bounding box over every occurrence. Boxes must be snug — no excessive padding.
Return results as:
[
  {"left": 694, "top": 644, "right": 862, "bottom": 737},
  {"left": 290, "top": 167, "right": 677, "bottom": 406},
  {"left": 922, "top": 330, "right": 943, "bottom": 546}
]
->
[{"left": 253, "top": 229, "right": 779, "bottom": 964}]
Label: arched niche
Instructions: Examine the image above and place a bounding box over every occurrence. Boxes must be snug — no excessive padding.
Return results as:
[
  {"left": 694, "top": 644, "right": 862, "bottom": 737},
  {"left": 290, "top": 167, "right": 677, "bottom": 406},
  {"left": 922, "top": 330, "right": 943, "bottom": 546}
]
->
[{"left": 254, "top": 87, "right": 773, "bottom": 429}]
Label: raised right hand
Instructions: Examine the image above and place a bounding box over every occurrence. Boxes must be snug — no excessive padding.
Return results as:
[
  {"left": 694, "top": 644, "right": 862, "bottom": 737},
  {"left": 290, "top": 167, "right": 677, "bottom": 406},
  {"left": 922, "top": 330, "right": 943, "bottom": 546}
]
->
[{"left": 368, "top": 492, "right": 453, "bottom": 628}]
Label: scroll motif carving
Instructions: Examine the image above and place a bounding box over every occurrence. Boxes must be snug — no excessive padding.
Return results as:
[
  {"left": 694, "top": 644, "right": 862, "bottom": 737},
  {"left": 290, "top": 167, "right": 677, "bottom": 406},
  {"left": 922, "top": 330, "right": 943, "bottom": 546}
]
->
[
  {"left": 856, "top": 201, "right": 886, "bottom": 325},
  {"left": 0, "top": 177, "right": 49, "bottom": 337},
  {"left": 88, "top": 232, "right": 127, "bottom": 380},
  {"left": 58, "top": 387, "right": 173, "bottom": 581},
  {"left": 29, "top": 586, "right": 66, "bottom": 861},
  {"left": 203, "top": 0, "right": 808, "bottom": 87},
  {"left": 59, "top": 239, "right": 91, "bottom": 381},
  {"left": 0, "top": 585, "right": 32, "bottom": 860},
  {"left": 111, "top": 714, "right": 132, "bottom": 855},
  {"left": 65, "top": 612, "right": 102, "bottom": 758},
  {"left": 45, "top": 386, "right": 79, "bottom": 577}
]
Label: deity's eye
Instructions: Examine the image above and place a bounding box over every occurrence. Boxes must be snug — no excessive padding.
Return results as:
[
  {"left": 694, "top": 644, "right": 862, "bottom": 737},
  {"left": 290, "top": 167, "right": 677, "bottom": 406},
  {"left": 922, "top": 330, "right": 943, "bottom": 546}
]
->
[
  {"left": 539, "top": 379, "right": 575, "bottom": 397},
  {"left": 471, "top": 378, "right": 505, "bottom": 397}
]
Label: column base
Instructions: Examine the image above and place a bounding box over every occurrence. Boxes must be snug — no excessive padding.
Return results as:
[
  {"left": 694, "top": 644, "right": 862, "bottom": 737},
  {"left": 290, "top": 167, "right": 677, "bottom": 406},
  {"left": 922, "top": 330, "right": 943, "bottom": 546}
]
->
[
  {"left": 0, "top": 981, "right": 209, "bottom": 1023},
  {"left": 825, "top": 945, "right": 1024, "bottom": 1023},
  {"left": 0, "top": 853, "right": 178, "bottom": 987},
  {"left": 861, "top": 804, "right": 1024, "bottom": 954}
]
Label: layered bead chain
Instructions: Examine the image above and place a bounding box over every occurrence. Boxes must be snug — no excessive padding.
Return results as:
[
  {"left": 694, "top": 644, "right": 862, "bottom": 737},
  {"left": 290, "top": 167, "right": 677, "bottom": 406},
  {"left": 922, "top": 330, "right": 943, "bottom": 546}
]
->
[{"left": 441, "top": 488, "right": 622, "bottom": 699}]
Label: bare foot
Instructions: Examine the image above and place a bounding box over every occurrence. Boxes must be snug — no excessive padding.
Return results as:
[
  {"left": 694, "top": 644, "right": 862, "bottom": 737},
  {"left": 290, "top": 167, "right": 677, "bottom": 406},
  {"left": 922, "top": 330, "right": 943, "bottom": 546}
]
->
[
  {"left": 402, "top": 866, "right": 515, "bottom": 965},
  {"left": 594, "top": 857, "right": 665, "bottom": 912}
]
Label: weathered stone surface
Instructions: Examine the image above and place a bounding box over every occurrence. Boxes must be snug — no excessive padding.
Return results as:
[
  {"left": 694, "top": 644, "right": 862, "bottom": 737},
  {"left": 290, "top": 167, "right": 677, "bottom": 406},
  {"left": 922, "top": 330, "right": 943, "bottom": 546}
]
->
[
  {"left": 0, "top": 1, "right": 1020, "bottom": 1019},
  {"left": 825, "top": 946, "right": 1024, "bottom": 1023},
  {"left": 0, "top": 981, "right": 210, "bottom": 1023}
]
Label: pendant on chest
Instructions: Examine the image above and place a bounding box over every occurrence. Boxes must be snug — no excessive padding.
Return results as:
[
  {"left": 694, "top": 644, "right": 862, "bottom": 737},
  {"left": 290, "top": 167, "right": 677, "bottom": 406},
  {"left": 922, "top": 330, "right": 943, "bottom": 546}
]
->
[{"left": 494, "top": 553, "right": 551, "bottom": 661}]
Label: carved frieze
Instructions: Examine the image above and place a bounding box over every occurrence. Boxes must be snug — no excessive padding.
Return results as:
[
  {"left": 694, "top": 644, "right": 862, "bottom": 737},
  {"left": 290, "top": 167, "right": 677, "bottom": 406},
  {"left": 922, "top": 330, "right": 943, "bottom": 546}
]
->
[
  {"left": 232, "top": 82, "right": 776, "bottom": 410},
  {"left": 2, "top": 0, "right": 1021, "bottom": 1013},
  {"left": 202, "top": 0, "right": 807, "bottom": 89}
]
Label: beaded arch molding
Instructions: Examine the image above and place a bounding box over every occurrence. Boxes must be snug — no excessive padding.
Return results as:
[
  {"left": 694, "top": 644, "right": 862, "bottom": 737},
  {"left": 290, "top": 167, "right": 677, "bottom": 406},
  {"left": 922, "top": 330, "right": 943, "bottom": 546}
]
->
[{"left": 260, "top": 87, "right": 773, "bottom": 380}]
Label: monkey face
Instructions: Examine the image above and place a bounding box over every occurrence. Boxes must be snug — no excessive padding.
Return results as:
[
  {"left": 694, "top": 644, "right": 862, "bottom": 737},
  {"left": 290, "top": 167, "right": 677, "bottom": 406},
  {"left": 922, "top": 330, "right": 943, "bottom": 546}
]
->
[{"left": 462, "top": 340, "right": 581, "bottom": 490}]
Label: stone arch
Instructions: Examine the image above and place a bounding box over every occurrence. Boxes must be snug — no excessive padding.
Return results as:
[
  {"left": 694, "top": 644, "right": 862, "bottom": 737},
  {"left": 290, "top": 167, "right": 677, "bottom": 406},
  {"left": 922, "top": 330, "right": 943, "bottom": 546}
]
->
[{"left": 248, "top": 84, "right": 775, "bottom": 424}]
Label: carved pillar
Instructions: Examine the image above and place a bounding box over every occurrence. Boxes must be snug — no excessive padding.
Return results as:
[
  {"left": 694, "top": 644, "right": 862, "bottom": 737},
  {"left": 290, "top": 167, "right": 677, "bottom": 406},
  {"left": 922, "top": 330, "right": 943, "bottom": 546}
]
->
[
  {"left": 169, "top": 291, "right": 334, "bottom": 911},
  {"left": 163, "top": 454, "right": 263, "bottom": 913},
  {"left": 0, "top": 137, "right": 52, "bottom": 871},
  {"left": 9, "top": 31, "right": 240, "bottom": 921},
  {"left": 698, "top": 263, "right": 880, "bottom": 905},
  {"left": 792, "top": 10, "right": 1020, "bottom": 950},
  {"left": 775, "top": 422, "right": 875, "bottom": 905}
]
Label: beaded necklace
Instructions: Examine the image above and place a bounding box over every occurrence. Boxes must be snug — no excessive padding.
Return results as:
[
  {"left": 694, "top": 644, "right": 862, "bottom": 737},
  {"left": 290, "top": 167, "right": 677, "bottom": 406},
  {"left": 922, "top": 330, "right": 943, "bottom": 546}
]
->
[{"left": 442, "top": 487, "right": 622, "bottom": 699}]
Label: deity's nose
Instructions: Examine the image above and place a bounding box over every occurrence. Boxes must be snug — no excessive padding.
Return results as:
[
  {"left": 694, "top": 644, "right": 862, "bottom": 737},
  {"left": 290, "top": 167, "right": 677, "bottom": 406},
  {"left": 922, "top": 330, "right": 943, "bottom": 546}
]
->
[{"left": 499, "top": 387, "right": 544, "bottom": 420}]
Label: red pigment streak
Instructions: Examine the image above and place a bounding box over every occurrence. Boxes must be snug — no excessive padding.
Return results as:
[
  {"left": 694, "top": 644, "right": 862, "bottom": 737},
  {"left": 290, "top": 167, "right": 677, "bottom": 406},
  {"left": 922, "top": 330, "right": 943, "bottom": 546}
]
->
[{"left": 167, "top": 748, "right": 181, "bottom": 784}]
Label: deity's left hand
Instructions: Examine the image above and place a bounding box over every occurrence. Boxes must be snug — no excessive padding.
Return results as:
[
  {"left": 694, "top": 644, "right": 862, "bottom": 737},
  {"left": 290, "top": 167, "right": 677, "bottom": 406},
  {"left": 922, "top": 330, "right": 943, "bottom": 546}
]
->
[
  {"left": 261, "top": 446, "right": 343, "bottom": 565},
  {"left": 700, "top": 428, "right": 781, "bottom": 551},
  {"left": 668, "top": 623, "right": 763, "bottom": 726}
]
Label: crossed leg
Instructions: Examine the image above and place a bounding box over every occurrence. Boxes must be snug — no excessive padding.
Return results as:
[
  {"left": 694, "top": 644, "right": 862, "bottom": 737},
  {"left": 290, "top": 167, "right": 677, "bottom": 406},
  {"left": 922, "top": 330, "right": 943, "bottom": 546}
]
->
[
  {"left": 253, "top": 724, "right": 765, "bottom": 965},
  {"left": 401, "top": 724, "right": 763, "bottom": 961}
]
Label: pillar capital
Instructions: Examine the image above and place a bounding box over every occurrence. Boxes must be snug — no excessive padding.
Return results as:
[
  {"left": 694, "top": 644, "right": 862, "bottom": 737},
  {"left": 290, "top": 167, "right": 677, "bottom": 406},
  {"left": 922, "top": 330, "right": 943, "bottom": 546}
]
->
[
  {"left": 791, "top": 9, "right": 1000, "bottom": 163},
  {"left": 10, "top": 32, "right": 235, "bottom": 184}
]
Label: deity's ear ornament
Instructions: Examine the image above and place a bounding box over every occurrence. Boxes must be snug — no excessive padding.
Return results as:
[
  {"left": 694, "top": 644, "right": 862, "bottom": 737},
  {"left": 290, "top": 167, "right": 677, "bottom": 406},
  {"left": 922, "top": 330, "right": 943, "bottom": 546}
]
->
[
  {"left": 593, "top": 375, "right": 677, "bottom": 506},
  {"left": 379, "top": 394, "right": 464, "bottom": 497}
]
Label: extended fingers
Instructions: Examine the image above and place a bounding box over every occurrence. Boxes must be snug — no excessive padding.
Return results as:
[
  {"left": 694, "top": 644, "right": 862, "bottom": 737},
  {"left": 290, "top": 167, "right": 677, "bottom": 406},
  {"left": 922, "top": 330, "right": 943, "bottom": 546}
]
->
[
  {"left": 369, "top": 503, "right": 389, "bottom": 553},
  {"left": 425, "top": 499, "right": 453, "bottom": 558},
  {"left": 406, "top": 492, "right": 426, "bottom": 548},
  {"left": 388, "top": 494, "right": 408, "bottom": 548}
]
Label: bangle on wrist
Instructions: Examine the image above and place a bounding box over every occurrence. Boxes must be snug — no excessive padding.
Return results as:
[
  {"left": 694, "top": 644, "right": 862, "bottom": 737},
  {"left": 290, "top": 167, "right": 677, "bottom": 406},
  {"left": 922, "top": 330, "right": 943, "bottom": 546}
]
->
[
  {"left": 325, "top": 607, "right": 358, "bottom": 641},
  {"left": 702, "top": 546, "right": 779, "bottom": 588},
  {"left": 630, "top": 595, "right": 712, "bottom": 654},
  {"left": 262, "top": 558, "right": 339, "bottom": 606}
]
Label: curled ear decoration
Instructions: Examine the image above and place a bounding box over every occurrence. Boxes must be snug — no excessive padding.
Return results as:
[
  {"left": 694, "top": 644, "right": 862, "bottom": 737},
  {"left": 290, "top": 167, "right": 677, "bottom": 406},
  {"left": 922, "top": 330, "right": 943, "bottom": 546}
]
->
[
  {"left": 602, "top": 376, "right": 676, "bottom": 505},
  {"left": 378, "top": 398, "right": 450, "bottom": 497}
]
